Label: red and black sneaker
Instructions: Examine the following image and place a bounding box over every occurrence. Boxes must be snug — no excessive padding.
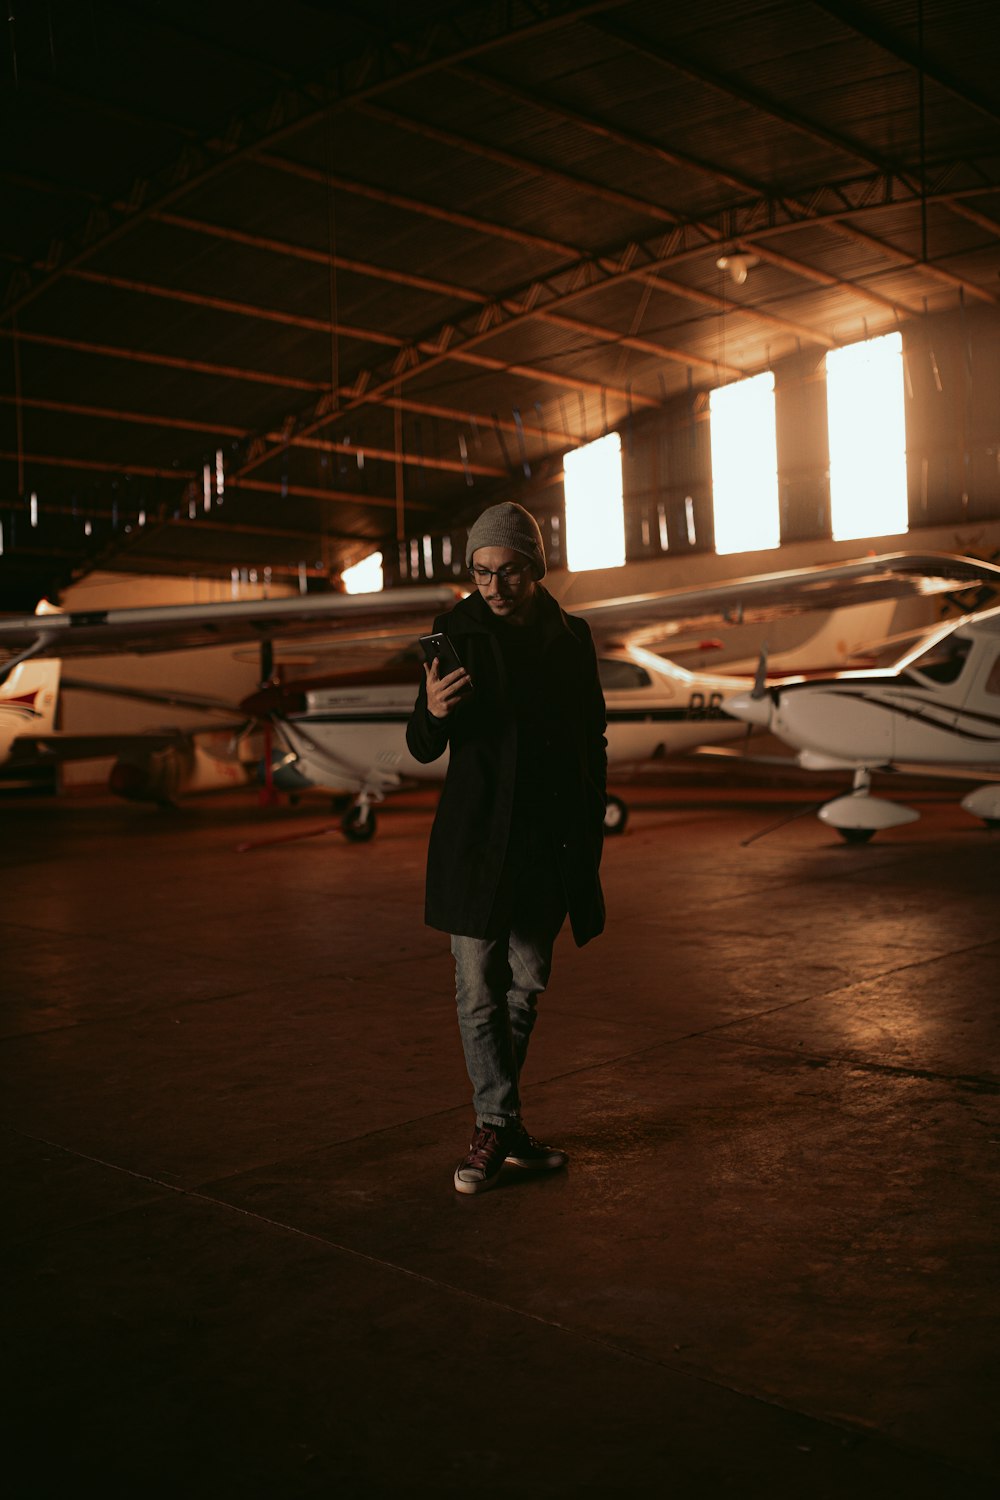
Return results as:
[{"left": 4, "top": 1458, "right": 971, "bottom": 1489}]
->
[
  {"left": 504, "top": 1122, "right": 568, "bottom": 1172},
  {"left": 454, "top": 1124, "right": 512, "bottom": 1195}
]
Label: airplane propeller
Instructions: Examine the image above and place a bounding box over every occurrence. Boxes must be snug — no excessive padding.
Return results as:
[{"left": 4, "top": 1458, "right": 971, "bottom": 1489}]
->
[
  {"left": 734, "top": 641, "right": 771, "bottom": 753},
  {"left": 727, "top": 642, "right": 775, "bottom": 732}
]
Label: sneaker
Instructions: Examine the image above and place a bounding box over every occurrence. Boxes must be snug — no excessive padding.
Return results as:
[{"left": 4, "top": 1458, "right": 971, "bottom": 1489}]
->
[
  {"left": 504, "top": 1122, "right": 568, "bottom": 1172},
  {"left": 454, "top": 1124, "right": 511, "bottom": 1195}
]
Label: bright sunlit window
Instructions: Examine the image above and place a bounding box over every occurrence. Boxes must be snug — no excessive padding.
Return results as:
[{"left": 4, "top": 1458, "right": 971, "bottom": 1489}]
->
[
  {"left": 563, "top": 431, "right": 625, "bottom": 572},
  {"left": 826, "top": 332, "right": 908, "bottom": 541},
  {"left": 342, "top": 550, "right": 384, "bottom": 593},
  {"left": 709, "top": 371, "right": 780, "bottom": 555}
]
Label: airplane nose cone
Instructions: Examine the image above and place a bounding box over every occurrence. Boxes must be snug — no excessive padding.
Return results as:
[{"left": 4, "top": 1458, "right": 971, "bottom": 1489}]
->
[{"left": 727, "top": 691, "right": 773, "bottom": 727}]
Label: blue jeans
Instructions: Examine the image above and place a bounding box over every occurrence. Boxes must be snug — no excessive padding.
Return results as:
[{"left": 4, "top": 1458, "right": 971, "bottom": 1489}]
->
[
  {"left": 451, "top": 834, "right": 566, "bottom": 1127},
  {"left": 451, "top": 919, "right": 563, "bottom": 1127}
]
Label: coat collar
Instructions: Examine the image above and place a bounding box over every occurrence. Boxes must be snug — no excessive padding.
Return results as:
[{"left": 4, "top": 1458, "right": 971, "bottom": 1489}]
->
[{"left": 448, "top": 584, "right": 577, "bottom": 649}]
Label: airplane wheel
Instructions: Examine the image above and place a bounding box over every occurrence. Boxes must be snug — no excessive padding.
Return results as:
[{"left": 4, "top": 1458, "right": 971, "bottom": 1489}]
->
[
  {"left": 342, "top": 805, "right": 377, "bottom": 842},
  {"left": 838, "top": 826, "right": 875, "bottom": 845},
  {"left": 604, "top": 795, "right": 628, "bottom": 835}
]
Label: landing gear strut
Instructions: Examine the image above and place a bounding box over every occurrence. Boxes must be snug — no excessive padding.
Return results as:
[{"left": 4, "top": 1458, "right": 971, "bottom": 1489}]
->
[{"left": 342, "top": 799, "right": 377, "bottom": 842}]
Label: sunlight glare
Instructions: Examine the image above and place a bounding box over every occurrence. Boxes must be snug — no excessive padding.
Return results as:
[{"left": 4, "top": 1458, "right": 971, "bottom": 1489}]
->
[
  {"left": 343, "top": 550, "right": 384, "bottom": 594},
  {"left": 709, "top": 372, "right": 779, "bottom": 555},
  {"left": 827, "top": 332, "right": 908, "bottom": 541},
  {"left": 563, "top": 431, "right": 625, "bottom": 572}
]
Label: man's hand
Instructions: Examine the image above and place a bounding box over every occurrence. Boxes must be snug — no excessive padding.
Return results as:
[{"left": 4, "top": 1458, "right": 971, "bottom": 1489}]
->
[{"left": 425, "top": 657, "right": 472, "bottom": 719}]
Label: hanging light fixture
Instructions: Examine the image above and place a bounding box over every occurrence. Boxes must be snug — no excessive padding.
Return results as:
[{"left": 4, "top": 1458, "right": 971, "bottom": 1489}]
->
[{"left": 716, "top": 253, "right": 759, "bottom": 286}]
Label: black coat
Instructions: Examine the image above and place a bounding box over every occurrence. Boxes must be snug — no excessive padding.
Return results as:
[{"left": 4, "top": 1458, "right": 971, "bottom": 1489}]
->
[{"left": 406, "top": 586, "right": 607, "bottom": 946}]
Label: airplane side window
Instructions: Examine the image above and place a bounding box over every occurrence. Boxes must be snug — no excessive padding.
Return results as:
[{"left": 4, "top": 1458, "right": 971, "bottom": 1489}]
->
[
  {"left": 912, "top": 635, "right": 972, "bottom": 685},
  {"left": 984, "top": 651, "right": 1000, "bottom": 696},
  {"left": 598, "top": 658, "right": 653, "bottom": 691}
]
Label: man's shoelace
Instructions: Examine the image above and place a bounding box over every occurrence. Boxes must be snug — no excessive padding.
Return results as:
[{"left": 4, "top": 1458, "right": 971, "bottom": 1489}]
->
[{"left": 465, "top": 1127, "right": 504, "bottom": 1170}]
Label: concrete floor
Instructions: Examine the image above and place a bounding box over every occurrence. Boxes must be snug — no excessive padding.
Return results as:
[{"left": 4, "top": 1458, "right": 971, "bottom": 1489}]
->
[{"left": 2, "top": 777, "right": 999, "bottom": 1498}]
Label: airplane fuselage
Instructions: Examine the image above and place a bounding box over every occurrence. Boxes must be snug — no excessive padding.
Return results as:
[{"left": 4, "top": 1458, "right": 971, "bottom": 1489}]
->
[
  {"left": 731, "top": 606, "right": 1000, "bottom": 772},
  {"left": 263, "top": 649, "right": 753, "bottom": 797},
  {"left": 767, "top": 677, "right": 1000, "bottom": 767}
]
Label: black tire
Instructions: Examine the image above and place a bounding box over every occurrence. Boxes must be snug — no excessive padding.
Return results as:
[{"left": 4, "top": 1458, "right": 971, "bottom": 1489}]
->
[
  {"left": 838, "top": 826, "right": 875, "bottom": 845},
  {"left": 342, "top": 805, "right": 377, "bottom": 842},
  {"left": 604, "top": 795, "right": 628, "bottom": 835}
]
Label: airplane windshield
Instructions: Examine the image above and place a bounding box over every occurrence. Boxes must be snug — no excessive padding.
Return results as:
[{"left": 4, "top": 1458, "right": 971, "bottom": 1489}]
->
[
  {"left": 598, "top": 658, "right": 652, "bottom": 691},
  {"left": 909, "top": 634, "right": 972, "bottom": 685}
]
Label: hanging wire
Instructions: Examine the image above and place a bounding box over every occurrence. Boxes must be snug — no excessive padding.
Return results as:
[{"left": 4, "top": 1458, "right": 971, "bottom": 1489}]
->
[
  {"left": 718, "top": 261, "right": 727, "bottom": 382},
  {"left": 394, "top": 385, "right": 405, "bottom": 542},
  {"left": 532, "top": 400, "right": 548, "bottom": 460},
  {"left": 917, "top": 0, "right": 928, "bottom": 264},
  {"left": 324, "top": 93, "right": 340, "bottom": 415},
  {"left": 7, "top": 3, "right": 18, "bottom": 88},
  {"left": 12, "top": 312, "right": 24, "bottom": 496},
  {"left": 458, "top": 433, "right": 473, "bottom": 487},
  {"left": 512, "top": 408, "right": 531, "bottom": 477}
]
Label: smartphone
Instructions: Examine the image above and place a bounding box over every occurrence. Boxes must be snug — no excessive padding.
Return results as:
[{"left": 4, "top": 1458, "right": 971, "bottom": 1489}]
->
[{"left": 419, "top": 632, "right": 469, "bottom": 682}]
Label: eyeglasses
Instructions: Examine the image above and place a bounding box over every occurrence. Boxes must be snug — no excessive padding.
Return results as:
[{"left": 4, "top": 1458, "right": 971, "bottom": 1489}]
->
[{"left": 471, "top": 563, "right": 527, "bottom": 587}]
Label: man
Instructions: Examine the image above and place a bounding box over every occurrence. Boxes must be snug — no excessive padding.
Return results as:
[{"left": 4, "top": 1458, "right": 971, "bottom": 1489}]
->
[{"left": 406, "top": 501, "right": 607, "bottom": 1195}]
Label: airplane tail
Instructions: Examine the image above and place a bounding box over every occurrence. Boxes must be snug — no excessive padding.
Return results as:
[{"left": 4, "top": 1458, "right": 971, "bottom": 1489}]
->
[
  {"left": 0, "top": 658, "right": 61, "bottom": 762},
  {"left": 766, "top": 598, "right": 900, "bottom": 673}
]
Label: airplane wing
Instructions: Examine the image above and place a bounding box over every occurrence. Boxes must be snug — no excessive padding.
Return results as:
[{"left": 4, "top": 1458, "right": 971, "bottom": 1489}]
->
[
  {"left": 5, "top": 555, "right": 998, "bottom": 677},
  {"left": 573, "top": 552, "right": 1000, "bottom": 648},
  {"left": 61, "top": 676, "right": 246, "bottom": 718},
  {"left": 6, "top": 730, "right": 188, "bottom": 762},
  {"left": 0, "top": 586, "right": 461, "bottom": 680}
]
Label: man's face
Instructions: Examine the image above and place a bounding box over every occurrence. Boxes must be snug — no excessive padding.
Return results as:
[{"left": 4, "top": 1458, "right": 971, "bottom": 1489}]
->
[{"left": 471, "top": 546, "right": 537, "bottom": 621}]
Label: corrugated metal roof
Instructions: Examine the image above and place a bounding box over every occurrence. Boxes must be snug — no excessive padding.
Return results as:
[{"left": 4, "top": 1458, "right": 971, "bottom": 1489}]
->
[{"left": 1, "top": 0, "right": 997, "bottom": 599}]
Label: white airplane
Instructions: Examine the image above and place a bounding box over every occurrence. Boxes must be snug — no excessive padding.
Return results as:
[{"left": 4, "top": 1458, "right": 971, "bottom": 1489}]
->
[
  {"left": 728, "top": 590, "right": 1000, "bottom": 842},
  {"left": 0, "top": 604, "right": 754, "bottom": 833},
  {"left": 0, "top": 588, "right": 459, "bottom": 810},
  {"left": 0, "top": 655, "right": 266, "bottom": 799},
  {"left": 2, "top": 552, "right": 995, "bottom": 840}
]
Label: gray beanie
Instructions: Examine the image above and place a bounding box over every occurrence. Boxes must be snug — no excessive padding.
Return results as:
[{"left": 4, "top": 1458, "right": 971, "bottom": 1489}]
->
[{"left": 465, "top": 501, "right": 547, "bottom": 579}]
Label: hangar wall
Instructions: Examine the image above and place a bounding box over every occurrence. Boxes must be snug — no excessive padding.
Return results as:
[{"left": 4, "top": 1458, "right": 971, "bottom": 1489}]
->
[
  {"left": 44, "top": 306, "right": 1000, "bottom": 790},
  {"left": 389, "top": 308, "right": 1000, "bottom": 586},
  {"left": 602, "top": 305, "right": 1000, "bottom": 553}
]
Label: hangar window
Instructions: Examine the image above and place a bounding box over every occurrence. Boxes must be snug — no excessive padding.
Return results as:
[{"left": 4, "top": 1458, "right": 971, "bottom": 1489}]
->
[
  {"left": 564, "top": 432, "right": 626, "bottom": 572},
  {"left": 598, "top": 658, "right": 652, "bottom": 691},
  {"left": 709, "top": 372, "right": 780, "bottom": 555},
  {"left": 343, "top": 551, "right": 384, "bottom": 593},
  {"left": 826, "top": 332, "right": 908, "bottom": 541}
]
